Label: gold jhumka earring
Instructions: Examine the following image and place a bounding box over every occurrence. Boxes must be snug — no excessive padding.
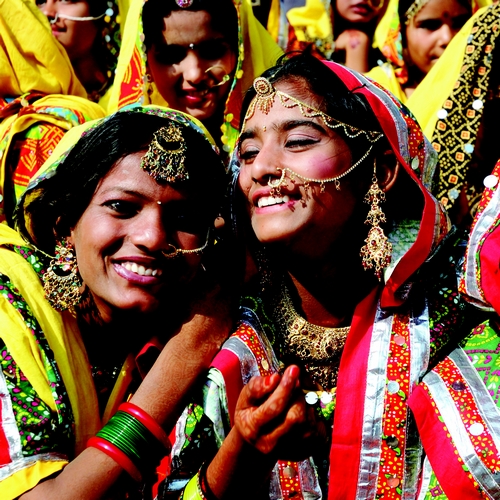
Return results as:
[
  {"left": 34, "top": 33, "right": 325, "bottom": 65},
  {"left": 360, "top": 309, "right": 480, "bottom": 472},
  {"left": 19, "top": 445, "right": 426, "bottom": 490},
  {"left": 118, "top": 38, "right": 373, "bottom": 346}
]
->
[
  {"left": 141, "top": 122, "right": 188, "bottom": 182},
  {"left": 43, "top": 238, "right": 83, "bottom": 312},
  {"left": 360, "top": 160, "right": 392, "bottom": 281}
]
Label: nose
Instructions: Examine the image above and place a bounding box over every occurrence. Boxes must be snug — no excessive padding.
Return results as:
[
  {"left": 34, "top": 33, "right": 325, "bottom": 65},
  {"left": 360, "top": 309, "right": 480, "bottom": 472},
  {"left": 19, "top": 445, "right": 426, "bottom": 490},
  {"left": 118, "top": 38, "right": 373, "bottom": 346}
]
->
[
  {"left": 248, "top": 141, "right": 282, "bottom": 186},
  {"left": 438, "top": 23, "right": 454, "bottom": 48},
  {"left": 129, "top": 209, "right": 168, "bottom": 253},
  {"left": 40, "top": 0, "right": 57, "bottom": 19},
  {"left": 181, "top": 50, "right": 209, "bottom": 86}
]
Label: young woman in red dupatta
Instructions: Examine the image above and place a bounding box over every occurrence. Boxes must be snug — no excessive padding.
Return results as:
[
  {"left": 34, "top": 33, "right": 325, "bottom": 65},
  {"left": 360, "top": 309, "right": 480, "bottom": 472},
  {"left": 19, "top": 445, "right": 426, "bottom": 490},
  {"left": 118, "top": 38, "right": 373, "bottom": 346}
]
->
[{"left": 158, "top": 53, "right": 485, "bottom": 499}]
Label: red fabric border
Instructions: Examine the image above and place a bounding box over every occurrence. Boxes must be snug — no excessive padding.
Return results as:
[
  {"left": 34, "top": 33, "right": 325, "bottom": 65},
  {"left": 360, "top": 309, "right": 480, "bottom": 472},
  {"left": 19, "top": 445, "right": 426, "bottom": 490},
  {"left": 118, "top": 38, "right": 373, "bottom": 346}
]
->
[
  {"left": 408, "top": 385, "right": 485, "bottom": 499},
  {"left": 328, "top": 287, "right": 379, "bottom": 500},
  {"left": 210, "top": 348, "right": 244, "bottom": 426},
  {"left": 0, "top": 399, "right": 12, "bottom": 465}
]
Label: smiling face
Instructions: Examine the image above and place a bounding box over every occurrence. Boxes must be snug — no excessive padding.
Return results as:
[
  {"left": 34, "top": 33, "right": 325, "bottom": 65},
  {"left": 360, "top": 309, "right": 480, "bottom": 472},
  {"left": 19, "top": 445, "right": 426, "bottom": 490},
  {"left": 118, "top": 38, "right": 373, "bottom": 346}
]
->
[
  {"left": 405, "top": 0, "right": 470, "bottom": 77},
  {"left": 68, "top": 151, "right": 208, "bottom": 322},
  {"left": 36, "top": 0, "right": 99, "bottom": 62},
  {"left": 335, "top": 0, "right": 384, "bottom": 24},
  {"left": 238, "top": 81, "right": 370, "bottom": 258},
  {"left": 147, "top": 9, "right": 237, "bottom": 123}
]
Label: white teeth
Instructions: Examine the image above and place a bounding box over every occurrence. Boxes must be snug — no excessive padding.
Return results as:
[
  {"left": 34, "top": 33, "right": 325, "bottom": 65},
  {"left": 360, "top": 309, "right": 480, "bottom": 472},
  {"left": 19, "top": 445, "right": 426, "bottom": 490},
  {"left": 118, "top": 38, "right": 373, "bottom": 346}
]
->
[
  {"left": 257, "top": 195, "right": 290, "bottom": 208},
  {"left": 121, "top": 262, "right": 161, "bottom": 277}
]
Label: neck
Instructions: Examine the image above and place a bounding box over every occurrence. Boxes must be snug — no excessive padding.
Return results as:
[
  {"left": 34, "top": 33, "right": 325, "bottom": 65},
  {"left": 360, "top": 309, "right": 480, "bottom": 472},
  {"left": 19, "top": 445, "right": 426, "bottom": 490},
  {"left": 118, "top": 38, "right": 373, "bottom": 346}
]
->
[
  {"left": 71, "top": 53, "right": 107, "bottom": 98},
  {"left": 282, "top": 250, "right": 377, "bottom": 328}
]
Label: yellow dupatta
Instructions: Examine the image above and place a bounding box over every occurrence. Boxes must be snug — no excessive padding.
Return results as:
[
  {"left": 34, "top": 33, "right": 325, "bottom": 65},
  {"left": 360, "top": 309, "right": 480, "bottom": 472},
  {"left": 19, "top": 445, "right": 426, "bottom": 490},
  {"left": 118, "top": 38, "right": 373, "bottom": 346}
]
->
[
  {"left": 0, "top": 223, "right": 99, "bottom": 498},
  {"left": 0, "top": 0, "right": 106, "bottom": 220},
  {"left": 107, "top": 0, "right": 283, "bottom": 153}
]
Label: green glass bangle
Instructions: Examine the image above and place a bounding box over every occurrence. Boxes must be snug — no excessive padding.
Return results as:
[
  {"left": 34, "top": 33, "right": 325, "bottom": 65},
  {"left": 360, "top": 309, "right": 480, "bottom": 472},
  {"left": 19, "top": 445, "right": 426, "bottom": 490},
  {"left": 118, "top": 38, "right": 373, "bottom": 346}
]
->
[{"left": 96, "top": 410, "right": 166, "bottom": 475}]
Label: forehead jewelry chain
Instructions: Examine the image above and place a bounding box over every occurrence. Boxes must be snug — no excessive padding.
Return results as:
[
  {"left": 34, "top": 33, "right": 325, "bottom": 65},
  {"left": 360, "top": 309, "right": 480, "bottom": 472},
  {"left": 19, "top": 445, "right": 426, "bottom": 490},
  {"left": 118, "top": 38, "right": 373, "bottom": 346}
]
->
[
  {"left": 243, "top": 77, "right": 383, "bottom": 144},
  {"left": 141, "top": 122, "right": 188, "bottom": 182}
]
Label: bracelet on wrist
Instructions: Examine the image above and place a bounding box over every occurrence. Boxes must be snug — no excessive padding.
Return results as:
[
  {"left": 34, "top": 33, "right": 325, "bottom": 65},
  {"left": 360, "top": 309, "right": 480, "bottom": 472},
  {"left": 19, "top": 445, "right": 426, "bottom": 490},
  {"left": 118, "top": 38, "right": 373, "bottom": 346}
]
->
[{"left": 88, "top": 404, "right": 171, "bottom": 481}]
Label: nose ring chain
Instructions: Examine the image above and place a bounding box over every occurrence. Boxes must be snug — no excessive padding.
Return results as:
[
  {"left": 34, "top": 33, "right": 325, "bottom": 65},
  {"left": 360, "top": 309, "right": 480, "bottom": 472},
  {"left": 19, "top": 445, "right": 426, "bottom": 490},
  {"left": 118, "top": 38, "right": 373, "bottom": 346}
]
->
[{"left": 161, "top": 229, "right": 211, "bottom": 259}]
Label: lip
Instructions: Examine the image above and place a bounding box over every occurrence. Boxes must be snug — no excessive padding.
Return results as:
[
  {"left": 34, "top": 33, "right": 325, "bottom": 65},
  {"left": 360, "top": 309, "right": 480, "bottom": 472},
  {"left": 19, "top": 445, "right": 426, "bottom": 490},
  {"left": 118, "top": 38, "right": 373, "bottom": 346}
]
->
[
  {"left": 180, "top": 88, "right": 215, "bottom": 107},
  {"left": 112, "top": 258, "right": 163, "bottom": 286},
  {"left": 252, "top": 188, "right": 297, "bottom": 213},
  {"left": 351, "top": 3, "right": 372, "bottom": 15}
]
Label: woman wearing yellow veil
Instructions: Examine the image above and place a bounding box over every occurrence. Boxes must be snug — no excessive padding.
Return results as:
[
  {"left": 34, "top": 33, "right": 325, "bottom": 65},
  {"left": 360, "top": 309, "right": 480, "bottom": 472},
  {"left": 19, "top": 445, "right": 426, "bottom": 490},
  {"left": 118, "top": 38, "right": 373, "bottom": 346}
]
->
[
  {"left": 107, "top": 0, "right": 283, "bottom": 155},
  {"left": 0, "top": 0, "right": 105, "bottom": 225},
  {"left": 367, "top": 0, "right": 487, "bottom": 103},
  {"left": 408, "top": 2, "right": 500, "bottom": 227}
]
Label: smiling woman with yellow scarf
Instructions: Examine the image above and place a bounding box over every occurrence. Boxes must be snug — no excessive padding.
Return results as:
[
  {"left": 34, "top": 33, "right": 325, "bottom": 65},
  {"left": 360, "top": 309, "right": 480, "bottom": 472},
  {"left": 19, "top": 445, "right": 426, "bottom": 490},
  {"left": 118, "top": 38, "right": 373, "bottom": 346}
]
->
[
  {"left": 0, "top": 0, "right": 105, "bottom": 225},
  {"left": 107, "top": 0, "right": 282, "bottom": 156}
]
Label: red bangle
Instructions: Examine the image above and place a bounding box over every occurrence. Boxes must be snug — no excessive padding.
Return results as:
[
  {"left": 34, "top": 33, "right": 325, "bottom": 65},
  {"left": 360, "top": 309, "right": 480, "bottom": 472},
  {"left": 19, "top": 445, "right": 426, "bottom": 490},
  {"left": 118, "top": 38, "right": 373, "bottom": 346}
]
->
[
  {"left": 118, "top": 402, "right": 171, "bottom": 451},
  {"left": 87, "top": 436, "right": 142, "bottom": 482}
]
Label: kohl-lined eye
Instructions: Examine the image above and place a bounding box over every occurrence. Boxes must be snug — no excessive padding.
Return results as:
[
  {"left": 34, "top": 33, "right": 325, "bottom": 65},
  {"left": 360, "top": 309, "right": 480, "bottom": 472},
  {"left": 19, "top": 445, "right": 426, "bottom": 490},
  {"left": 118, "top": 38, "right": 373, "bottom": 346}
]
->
[
  {"left": 285, "top": 138, "right": 320, "bottom": 149},
  {"left": 103, "top": 200, "right": 140, "bottom": 217},
  {"left": 417, "top": 19, "right": 442, "bottom": 31},
  {"left": 239, "top": 146, "right": 259, "bottom": 162}
]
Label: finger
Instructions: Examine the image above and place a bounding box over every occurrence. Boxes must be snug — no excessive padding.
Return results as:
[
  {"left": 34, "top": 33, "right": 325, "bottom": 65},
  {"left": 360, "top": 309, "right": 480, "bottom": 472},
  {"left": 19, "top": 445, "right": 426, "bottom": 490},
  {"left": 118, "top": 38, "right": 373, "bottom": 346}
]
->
[{"left": 242, "top": 373, "right": 282, "bottom": 407}]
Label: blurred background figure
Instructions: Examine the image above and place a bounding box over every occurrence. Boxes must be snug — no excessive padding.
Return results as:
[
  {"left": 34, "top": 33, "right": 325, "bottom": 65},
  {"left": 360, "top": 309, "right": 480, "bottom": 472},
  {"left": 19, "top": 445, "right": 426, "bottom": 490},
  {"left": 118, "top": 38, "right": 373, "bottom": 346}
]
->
[
  {"left": 368, "top": 0, "right": 488, "bottom": 102},
  {"left": 0, "top": 0, "right": 105, "bottom": 225},
  {"left": 35, "top": 0, "right": 124, "bottom": 105},
  {"left": 108, "top": 0, "right": 282, "bottom": 155},
  {"left": 409, "top": 2, "right": 500, "bottom": 228},
  {"left": 267, "top": 0, "right": 388, "bottom": 72}
]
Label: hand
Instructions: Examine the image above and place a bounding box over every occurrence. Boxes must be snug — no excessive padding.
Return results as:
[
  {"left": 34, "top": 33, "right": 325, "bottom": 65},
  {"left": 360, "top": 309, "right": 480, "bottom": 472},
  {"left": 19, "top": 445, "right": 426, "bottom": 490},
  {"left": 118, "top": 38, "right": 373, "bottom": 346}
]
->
[
  {"left": 335, "top": 29, "right": 370, "bottom": 73},
  {"left": 234, "top": 366, "right": 323, "bottom": 462}
]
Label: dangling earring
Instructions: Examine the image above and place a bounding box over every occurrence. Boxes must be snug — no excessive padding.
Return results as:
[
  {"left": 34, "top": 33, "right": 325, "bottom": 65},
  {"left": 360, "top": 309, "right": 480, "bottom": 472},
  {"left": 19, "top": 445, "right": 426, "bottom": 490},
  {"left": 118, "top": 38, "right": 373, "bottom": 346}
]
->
[
  {"left": 360, "top": 160, "right": 392, "bottom": 281},
  {"left": 43, "top": 238, "right": 83, "bottom": 312}
]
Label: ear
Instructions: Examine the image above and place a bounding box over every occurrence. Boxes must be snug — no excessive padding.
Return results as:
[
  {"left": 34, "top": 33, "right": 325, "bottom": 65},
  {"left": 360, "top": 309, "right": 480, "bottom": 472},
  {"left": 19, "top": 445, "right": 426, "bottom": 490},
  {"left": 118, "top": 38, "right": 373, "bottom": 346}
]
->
[
  {"left": 375, "top": 149, "right": 399, "bottom": 193},
  {"left": 54, "top": 216, "right": 74, "bottom": 244}
]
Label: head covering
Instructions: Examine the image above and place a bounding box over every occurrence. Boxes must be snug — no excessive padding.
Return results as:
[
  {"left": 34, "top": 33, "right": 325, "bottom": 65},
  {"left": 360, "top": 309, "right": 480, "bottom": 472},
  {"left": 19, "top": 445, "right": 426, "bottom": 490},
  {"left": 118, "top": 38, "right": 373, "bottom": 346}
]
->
[
  {"left": 0, "top": 0, "right": 106, "bottom": 222},
  {"left": 233, "top": 57, "right": 449, "bottom": 308},
  {"left": 15, "top": 104, "right": 222, "bottom": 251},
  {"left": 408, "top": 3, "right": 500, "bottom": 218},
  {"left": 0, "top": 0, "right": 86, "bottom": 97},
  {"left": 107, "top": 0, "right": 282, "bottom": 153},
  {"left": 373, "top": 0, "right": 489, "bottom": 88},
  {"left": 460, "top": 159, "right": 500, "bottom": 314}
]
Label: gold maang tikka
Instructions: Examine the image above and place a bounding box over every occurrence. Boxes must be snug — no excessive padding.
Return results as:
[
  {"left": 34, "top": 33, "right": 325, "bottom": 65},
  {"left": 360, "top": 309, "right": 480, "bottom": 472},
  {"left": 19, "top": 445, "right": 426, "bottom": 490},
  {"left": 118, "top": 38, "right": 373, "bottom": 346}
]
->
[
  {"left": 360, "top": 160, "right": 392, "bottom": 281},
  {"left": 244, "top": 77, "right": 383, "bottom": 196},
  {"left": 141, "top": 122, "right": 188, "bottom": 182}
]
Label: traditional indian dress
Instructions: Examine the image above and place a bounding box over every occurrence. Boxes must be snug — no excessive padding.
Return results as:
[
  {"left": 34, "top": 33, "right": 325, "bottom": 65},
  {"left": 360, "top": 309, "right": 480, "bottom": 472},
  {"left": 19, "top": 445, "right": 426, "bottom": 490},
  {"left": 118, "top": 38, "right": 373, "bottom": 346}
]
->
[
  {"left": 408, "top": 3, "right": 500, "bottom": 222},
  {"left": 106, "top": 0, "right": 283, "bottom": 154},
  {"left": 407, "top": 159, "right": 500, "bottom": 499},
  {"left": 0, "top": 0, "right": 106, "bottom": 224},
  {"left": 367, "top": 0, "right": 490, "bottom": 105},
  {"left": 0, "top": 105, "right": 220, "bottom": 500},
  {"left": 157, "top": 61, "right": 498, "bottom": 499}
]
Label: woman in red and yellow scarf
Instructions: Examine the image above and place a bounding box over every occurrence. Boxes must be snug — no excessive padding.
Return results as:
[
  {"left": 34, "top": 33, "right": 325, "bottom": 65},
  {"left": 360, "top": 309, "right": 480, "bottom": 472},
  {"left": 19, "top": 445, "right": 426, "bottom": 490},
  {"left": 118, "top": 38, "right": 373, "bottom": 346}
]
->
[
  {"left": 107, "top": 0, "right": 282, "bottom": 155},
  {"left": 0, "top": 0, "right": 105, "bottom": 225}
]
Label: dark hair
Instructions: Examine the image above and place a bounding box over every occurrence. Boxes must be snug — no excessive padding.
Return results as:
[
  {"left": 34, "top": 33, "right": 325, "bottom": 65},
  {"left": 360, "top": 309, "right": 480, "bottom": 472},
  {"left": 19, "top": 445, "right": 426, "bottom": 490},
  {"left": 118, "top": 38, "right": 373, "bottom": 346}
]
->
[
  {"left": 19, "top": 111, "right": 227, "bottom": 253},
  {"left": 142, "top": 0, "right": 238, "bottom": 52}
]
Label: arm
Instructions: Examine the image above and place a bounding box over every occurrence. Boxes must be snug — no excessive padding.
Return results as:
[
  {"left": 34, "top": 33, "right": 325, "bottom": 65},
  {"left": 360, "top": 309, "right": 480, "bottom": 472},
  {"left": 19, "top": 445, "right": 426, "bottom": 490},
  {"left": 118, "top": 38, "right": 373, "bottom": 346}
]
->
[
  {"left": 202, "top": 366, "right": 321, "bottom": 499},
  {"left": 20, "top": 281, "right": 234, "bottom": 500},
  {"left": 335, "top": 30, "right": 371, "bottom": 73}
]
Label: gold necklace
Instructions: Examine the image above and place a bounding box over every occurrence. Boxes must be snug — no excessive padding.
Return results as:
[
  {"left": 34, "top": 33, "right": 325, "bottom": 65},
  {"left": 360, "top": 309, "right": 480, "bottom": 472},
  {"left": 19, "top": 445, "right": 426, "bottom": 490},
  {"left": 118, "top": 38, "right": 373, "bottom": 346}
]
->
[{"left": 274, "top": 281, "right": 350, "bottom": 389}]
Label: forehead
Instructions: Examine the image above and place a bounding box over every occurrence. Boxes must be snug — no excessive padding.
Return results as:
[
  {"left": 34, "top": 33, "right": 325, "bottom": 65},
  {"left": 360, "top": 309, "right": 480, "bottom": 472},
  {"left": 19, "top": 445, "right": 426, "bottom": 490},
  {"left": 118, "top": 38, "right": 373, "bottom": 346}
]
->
[
  {"left": 161, "top": 10, "right": 224, "bottom": 44},
  {"left": 96, "top": 151, "right": 190, "bottom": 201},
  {"left": 243, "top": 81, "right": 324, "bottom": 127},
  {"left": 415, "top": 0, "right": 469, "bottom": 18}
]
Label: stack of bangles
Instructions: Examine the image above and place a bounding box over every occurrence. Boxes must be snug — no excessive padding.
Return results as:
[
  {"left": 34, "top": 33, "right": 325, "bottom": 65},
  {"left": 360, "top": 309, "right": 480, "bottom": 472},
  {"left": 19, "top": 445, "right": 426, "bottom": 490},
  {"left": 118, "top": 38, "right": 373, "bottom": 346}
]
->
[
  {"left": 181, "top": 462, "right": 218, "bottom": 500},
  {"left": 87, "top": 402, "right": 172, "bottom": 482}
]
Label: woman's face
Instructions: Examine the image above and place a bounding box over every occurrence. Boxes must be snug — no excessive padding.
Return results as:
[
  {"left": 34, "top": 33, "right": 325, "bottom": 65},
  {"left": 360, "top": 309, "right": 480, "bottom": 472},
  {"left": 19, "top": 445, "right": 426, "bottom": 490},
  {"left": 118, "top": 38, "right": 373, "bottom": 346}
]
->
[
  {"left": 68, "top": 151, "right": 208, "bottom": 322},
  {"left": 238, "top": 82, "right": 366, "bottom": 257},
  {"left": 36, "top": 0, "right": 99, "bottom": 61},
  {"left": 405, "top": 0, "right": 470, "bottom": 76},
  {"left": 148, "top": 10, "right": 237, "bottom": 123},
  {"left": 335, "top": 0, "right": 385, "bottom": 24}
]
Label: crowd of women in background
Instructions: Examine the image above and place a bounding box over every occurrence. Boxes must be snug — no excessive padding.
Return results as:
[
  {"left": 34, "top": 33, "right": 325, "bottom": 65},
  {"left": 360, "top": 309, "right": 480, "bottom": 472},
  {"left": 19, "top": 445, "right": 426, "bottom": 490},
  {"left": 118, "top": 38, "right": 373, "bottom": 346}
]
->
[{"left": 2, "top": 0, "right": 500, "bottom": 499}]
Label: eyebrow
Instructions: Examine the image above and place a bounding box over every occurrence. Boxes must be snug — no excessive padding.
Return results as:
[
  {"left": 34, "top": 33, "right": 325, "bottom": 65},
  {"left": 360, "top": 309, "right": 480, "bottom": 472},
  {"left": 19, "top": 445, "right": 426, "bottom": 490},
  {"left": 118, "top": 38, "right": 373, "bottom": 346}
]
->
[
  {"left": 240, "top": 119, "right": 327, "bottom": 142},
  {"left": 98, "top": 187, "right": 150, "bottom": 200}
]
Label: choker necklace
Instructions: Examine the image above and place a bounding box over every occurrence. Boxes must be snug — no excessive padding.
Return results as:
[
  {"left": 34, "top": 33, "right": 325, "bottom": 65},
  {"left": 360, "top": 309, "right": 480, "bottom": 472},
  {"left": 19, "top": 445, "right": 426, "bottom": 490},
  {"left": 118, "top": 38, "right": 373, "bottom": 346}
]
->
[{"left": 274, "top": 281, "right": 350, "bottom": 389}]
